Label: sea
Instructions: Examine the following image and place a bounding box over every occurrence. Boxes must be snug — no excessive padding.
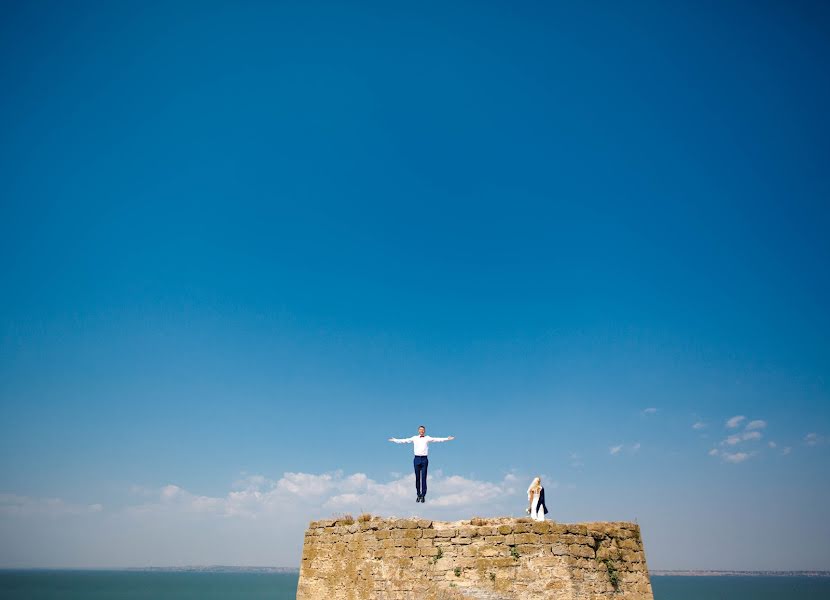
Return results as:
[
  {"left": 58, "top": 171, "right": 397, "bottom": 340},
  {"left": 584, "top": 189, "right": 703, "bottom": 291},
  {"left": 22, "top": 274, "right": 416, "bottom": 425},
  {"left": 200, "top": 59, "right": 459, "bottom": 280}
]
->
[{"left": 1, "top": 571, "right": 830, "bottom": 599}]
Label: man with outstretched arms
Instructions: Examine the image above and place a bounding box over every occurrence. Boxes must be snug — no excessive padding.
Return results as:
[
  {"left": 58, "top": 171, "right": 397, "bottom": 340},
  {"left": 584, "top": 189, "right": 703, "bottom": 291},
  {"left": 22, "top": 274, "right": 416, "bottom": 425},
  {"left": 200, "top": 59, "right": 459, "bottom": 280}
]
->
[{"left": 389, "top": 425, "right": 455, "bottom": 503}]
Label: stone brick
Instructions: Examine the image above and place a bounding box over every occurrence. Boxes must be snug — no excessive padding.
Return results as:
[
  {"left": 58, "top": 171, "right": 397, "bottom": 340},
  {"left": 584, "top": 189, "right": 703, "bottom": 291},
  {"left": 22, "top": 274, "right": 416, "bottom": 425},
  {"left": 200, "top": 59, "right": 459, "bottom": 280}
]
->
[
  {"left": 457, "top": 526, "right": 476, "bottom": 538},
  {"left": 531, "top": 522, "right": 552, "bottom": 534},
  {"left": 513, "top": 533, "right": 537, "bottom": 544},
  {"left": 434, "top": 528, "right": 456, "bottom": 538},
  {"left": 483, "top": 535, "right": 506, "bottom": 544}
]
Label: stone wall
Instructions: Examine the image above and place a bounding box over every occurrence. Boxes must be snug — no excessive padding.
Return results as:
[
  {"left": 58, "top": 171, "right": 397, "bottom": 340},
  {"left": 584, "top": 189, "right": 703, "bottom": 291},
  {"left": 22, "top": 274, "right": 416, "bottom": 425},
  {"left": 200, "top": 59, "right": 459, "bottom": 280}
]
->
[{"left": 296, "top": 516, "right": 653, "bottom": 600}]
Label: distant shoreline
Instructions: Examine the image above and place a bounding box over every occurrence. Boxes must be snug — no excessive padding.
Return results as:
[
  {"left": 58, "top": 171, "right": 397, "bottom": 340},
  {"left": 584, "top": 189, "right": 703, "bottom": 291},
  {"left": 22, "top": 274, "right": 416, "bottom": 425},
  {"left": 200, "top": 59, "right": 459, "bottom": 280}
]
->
[{"left": 651, "top": 570, "right": 830, "bottom": 577}]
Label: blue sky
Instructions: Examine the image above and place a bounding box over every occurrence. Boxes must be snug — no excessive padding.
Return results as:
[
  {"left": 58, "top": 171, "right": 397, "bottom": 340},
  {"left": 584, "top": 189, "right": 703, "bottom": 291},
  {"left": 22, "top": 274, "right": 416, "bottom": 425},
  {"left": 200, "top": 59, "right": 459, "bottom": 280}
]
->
[{"left": 1, "top": 0, "right": 829, "bottom": 570}]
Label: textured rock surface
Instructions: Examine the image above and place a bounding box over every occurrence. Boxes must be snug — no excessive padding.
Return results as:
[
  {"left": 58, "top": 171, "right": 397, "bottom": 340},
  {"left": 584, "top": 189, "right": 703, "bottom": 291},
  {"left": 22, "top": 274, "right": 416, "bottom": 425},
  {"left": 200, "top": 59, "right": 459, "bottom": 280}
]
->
[{"left": 296, "top": 516, "right": 653, "bottom": 600}]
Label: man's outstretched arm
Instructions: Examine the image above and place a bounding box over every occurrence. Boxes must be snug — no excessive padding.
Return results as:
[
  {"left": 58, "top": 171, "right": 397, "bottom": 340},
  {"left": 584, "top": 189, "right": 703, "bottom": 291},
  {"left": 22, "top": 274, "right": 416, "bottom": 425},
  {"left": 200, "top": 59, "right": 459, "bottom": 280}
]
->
[
  {"left": 427, "top": 436, "right": 455, "bottom": 442},
  {"left": 388, "top": 436, "right": 414, "bottom": 443}
]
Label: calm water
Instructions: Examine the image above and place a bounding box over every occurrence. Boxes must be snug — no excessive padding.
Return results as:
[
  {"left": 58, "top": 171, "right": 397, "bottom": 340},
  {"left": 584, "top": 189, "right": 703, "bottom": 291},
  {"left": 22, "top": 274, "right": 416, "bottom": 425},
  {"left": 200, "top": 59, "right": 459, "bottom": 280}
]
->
[
  {"left": 0, "top": 572, "right": 298, "bottom": 600},
  {"left": 2, "top": 572, "right": 830, "bottom": 599},
  {"left": 651, "top": 576, "right": 830, "bottom": 599}
]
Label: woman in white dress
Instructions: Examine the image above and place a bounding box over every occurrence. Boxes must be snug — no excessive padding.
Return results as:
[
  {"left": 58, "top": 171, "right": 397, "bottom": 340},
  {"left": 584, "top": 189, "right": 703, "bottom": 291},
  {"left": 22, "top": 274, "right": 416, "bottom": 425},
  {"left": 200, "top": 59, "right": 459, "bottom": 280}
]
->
[{"left": 526, "top": 476, "right": 548, "bottom": 522}]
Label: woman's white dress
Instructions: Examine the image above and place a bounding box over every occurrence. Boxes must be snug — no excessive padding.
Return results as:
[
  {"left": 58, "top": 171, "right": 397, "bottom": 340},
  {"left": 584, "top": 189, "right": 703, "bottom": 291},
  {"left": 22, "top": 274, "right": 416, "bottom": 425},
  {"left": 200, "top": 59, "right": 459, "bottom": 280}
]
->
[{"left": 528, "top": 487, "right": 545, "bottom": 521}]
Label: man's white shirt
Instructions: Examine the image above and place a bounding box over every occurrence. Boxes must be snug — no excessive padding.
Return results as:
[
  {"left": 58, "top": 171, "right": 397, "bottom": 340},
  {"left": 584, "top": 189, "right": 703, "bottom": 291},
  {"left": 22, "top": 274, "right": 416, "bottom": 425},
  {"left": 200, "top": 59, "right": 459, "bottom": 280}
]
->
[{"left": 390, "top": 435, "right": 450, "bottom": 456}]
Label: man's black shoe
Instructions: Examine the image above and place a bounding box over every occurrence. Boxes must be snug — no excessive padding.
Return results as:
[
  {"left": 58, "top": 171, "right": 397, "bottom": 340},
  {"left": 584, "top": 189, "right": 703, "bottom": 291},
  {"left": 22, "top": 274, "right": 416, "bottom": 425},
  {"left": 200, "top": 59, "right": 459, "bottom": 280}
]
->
[{"left": 416, "top": 496, "right": 421, "bottom": 502}]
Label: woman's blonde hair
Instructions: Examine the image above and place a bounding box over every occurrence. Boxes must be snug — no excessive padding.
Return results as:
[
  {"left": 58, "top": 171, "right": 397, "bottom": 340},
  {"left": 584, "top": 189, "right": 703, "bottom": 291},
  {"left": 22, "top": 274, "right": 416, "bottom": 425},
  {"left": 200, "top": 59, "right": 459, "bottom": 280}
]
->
[{"left": 529, "top": 476, "right": 542, "bottom": 492}]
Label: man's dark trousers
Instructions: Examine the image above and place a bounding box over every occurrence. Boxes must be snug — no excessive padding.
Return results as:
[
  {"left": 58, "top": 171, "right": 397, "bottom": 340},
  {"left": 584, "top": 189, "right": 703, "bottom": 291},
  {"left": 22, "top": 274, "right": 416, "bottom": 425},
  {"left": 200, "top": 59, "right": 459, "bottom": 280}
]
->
[{"left": 414, "top": 456, "right": 428, "bottom": 497}]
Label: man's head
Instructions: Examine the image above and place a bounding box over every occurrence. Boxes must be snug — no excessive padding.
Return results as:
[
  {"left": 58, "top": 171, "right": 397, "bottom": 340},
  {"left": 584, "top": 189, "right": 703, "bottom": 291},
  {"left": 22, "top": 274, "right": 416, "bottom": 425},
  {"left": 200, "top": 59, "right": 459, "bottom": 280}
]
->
[{"left": 418, "top": 425, "right": 426, "bottom": 436}]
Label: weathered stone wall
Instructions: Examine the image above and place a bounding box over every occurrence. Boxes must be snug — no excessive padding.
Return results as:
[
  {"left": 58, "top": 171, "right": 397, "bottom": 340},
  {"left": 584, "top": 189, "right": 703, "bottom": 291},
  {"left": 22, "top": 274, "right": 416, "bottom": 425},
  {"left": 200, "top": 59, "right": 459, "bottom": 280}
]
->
[{"left": 296, "top": 516, "right": 653, "bottom": 600}]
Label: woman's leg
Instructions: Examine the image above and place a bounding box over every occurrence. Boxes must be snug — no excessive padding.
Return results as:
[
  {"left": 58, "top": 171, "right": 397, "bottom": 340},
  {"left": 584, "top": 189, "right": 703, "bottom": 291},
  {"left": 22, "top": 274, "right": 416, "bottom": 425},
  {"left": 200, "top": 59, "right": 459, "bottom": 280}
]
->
[{"left": 532, "top": 497, "right": 544, "bottom": 521}]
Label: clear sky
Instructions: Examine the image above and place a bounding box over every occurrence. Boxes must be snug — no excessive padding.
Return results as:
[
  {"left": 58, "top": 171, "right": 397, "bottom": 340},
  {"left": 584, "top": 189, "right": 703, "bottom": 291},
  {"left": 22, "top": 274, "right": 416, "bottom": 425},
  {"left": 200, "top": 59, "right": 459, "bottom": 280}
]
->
[{"left": 1, "top": 0, "right": 829, "bottom": 571}]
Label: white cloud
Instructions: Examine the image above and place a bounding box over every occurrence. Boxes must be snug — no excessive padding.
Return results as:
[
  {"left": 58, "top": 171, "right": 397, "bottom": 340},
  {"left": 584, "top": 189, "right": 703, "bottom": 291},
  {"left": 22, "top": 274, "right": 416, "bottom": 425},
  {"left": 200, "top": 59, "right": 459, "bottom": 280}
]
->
[
  {"left": 722, "top": 452, "right": 752, "bottom": 464},
  {"left": 609, "top": 443, "right": 640, "bottom": 455},
  {"left": 642, "top": 408, "right": 657, "bottom": 415},
  {"left": 721, "top": 431, "right": 762, "bottom": 446},
  {"left": 692, "top": 421, "right": 706, "bottom": 430},
  {"left": 726, "top": 415, "right": 746, "bottom": 429},
  {"left": 745, "top": 420, "right": 767, "bottom": 431},
  {"left": 782, "top": 447, "right": 792, "bottom": 455},
  {"left": 120, "top": 470, "right": 527, "bottom": 522},
  {"left": 708, "top": 448, "right": 719, "bottom": 456},
  {"left": 804, "top": 433, "right": 824, "bottom": 447},
  {"left": 768, "top": 441, "right": 777, "bottom": 449},
  {"left": 0, "top": 470, "right": 545, "bottom": 568}
]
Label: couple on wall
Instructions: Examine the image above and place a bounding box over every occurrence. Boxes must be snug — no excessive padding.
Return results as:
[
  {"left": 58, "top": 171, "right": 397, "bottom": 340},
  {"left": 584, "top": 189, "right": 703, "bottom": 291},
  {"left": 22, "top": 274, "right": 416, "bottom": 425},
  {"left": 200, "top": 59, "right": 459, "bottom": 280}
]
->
[{"left": 388, "top": 425, "right": 549, "bottom": 521}]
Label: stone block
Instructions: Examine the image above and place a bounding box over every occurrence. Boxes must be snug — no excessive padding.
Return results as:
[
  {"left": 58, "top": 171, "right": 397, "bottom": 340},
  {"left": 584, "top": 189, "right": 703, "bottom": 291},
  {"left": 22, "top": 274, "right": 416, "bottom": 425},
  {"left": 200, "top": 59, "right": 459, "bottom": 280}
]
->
[
  {"left": 512, "top": 533, "right": 537, "bottom": 544},
  {"left": 531, "top": 522, "right": 552, "bottom": 534},
  {"left": 434, "top": 529, "right": 456, "bottom": 538},
  {"left": 565, "top": 524, "right": 588, "bottom": 536},
  {"left": 483, "top": 535, "right": 506, "bottom": 544}
]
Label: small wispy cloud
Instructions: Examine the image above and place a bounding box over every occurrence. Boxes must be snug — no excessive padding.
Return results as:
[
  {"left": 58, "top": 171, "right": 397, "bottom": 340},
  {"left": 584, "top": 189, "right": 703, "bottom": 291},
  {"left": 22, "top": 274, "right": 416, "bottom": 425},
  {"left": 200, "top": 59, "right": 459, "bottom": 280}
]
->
[
  {"left": 722, "top": 431, "right": 762, "bottom": 446},
  {"left": 804, "top": 433, "right": 824, "bottom": 446},
  {"left": 709, "top": 444, "right": 757, "bottom": 463},
  {"left": 768, "top": 441, "right": 777, "bottom": 449},
  {"left": 692, "top": 421, "right": 706, "bottom": 430},
  {"left": 722, "top": 451, "right": 752, "bottom": 464},
  {"left": 610, "top": 443, "right": 640, "bottom": 456},
  {"left": 745, "top": 420, "right": 767, "bottom": 431},
  {"left": 782, "top": 447, "right": 792, "bottom": 455},
  {"left": 726, "top": 415, "right": 746, "bottom": 429},
  {"left": 642, "top": 408, "right": 658, "bottom": 415}
]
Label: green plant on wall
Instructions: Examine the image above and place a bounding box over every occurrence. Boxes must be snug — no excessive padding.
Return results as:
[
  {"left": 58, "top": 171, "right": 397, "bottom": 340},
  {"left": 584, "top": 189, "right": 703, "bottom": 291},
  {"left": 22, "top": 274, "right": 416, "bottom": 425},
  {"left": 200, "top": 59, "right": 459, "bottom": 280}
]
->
[
  {"left": 510, "top": 545, "right": 520, "bottom": 560},
  {"left": 454, "top": 567, "right": 461, "bottom": 577},
  {"left": 489, "top": 572, "right": 496, "bottom": 583},
  {"left": 600, "top": 558, "right": 620, "bottom": 591},
  {"left": 432, "top": 547, "right": 443, "bottom": 565}
]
